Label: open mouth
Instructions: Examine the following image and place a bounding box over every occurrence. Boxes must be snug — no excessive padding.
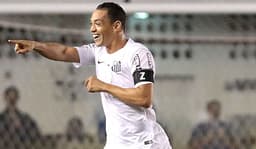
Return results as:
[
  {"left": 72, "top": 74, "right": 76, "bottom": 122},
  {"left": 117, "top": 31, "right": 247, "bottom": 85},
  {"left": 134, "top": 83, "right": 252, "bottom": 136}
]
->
[{"left": 93, "top": 34, "right": 100, "bottom": 41}]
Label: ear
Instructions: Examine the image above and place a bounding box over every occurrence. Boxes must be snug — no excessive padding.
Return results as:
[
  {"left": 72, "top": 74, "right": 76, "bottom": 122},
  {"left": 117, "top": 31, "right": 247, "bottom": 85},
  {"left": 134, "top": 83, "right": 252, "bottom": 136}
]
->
[{"left": 112, "top": 20, "right": 122, "bottom": 32}]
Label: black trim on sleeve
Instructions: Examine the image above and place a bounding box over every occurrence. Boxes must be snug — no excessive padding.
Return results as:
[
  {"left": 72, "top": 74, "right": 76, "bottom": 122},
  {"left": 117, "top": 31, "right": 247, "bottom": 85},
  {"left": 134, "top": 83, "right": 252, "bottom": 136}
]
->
[{"left": 133, "top": 69, "right": 154, "bottom": 85}]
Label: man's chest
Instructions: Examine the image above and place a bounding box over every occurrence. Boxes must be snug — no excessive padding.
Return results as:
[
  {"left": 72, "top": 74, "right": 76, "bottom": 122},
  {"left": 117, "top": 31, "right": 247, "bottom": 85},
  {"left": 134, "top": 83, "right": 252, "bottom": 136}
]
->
[{"left": 95, "top": 53, "right": 133, "bottom": 86}]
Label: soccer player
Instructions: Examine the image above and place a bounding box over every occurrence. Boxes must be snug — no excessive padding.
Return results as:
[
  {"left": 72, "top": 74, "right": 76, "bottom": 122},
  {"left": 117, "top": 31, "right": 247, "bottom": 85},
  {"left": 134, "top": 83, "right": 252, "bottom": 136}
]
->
[{"left": 8, "top": 2, "right": 172, "bottom": 149}]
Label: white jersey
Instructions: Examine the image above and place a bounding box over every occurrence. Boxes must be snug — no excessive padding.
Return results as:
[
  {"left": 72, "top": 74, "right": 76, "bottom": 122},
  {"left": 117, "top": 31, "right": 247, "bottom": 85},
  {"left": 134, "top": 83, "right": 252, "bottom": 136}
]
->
[{"left": 73, "top": 38, "right": 171, "bottom": 149}]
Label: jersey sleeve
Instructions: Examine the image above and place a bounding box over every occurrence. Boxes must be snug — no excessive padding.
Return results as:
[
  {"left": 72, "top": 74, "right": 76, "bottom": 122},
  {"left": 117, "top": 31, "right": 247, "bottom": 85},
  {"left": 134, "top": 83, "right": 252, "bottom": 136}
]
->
[
  {"left": 73, "top": 44, "right": 96, "bottom": 68},
  {"left": 130, "top": 48, "right": 155, "bottom": 87}
]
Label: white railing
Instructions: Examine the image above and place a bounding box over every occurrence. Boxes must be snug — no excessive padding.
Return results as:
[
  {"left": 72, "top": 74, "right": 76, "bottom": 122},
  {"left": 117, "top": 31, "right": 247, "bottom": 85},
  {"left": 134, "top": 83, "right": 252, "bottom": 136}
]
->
[{"left": 0, "top": 2, "right": 256, "bottom": 14}]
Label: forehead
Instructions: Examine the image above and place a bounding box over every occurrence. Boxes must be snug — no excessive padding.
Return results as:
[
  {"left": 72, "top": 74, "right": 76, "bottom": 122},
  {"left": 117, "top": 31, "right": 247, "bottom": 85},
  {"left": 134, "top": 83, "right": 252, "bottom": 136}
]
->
[
  {"left": 5, "top": 89, "right": 17, "bottom": 95},
  {"left": 90, "top": 9, "right": 109, "bottom": 22},
  {"left": 208, "top": 103, "right": 220, "bottom": 109}
]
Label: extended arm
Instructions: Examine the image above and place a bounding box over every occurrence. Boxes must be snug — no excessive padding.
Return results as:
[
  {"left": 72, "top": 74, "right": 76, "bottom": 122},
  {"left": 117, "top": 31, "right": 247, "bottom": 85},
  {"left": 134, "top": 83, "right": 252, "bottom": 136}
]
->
[
  {"left": 8, "top": 40, "right": 79, "bottom": 62},
  {"left": 85, "top": 76, "right": 153, "bottom": 108}
]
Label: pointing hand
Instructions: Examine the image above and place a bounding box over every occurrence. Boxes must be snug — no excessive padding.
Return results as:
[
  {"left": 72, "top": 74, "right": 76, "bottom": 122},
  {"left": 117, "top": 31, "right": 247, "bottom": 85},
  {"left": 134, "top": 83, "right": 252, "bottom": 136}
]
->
[{"left": 8, "top": 40, "right": 36, "bottom": 54}]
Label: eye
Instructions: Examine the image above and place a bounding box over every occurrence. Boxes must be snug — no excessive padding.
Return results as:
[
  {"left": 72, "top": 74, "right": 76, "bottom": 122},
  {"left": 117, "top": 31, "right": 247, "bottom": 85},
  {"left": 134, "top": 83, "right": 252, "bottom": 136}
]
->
[{"left": 95, "top": 21, "right": 102, "bottom": 26}]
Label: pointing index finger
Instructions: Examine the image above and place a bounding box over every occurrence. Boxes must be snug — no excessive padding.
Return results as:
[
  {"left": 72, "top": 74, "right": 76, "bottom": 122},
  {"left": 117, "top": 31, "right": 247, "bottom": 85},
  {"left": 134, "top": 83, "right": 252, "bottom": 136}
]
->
[{"left": 8, "top": 40, "right": 24, "bottom": 44}]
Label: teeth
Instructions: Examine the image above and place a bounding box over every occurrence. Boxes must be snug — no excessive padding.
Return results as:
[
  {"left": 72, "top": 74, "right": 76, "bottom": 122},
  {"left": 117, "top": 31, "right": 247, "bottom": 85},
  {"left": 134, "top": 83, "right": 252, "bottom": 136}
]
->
[{"left": 93, "top": 34, "right": 99, "bottom": 39}]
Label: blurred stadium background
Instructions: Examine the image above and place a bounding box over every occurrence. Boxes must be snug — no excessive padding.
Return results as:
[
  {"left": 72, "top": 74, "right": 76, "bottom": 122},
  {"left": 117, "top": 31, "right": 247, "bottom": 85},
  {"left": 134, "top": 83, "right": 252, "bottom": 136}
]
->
[{"left": 1, "top": 0, "right": 256, "bottom": 149}]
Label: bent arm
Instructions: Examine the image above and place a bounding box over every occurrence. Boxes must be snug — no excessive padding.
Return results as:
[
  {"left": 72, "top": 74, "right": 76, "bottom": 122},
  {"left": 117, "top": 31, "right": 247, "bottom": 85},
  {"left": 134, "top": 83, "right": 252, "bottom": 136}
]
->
[
  {"left": 105, "top": 83, "right": 153, "bottom": 108},
  {"left": 86, "top": 77, "right": 153, "bottom": 108}
]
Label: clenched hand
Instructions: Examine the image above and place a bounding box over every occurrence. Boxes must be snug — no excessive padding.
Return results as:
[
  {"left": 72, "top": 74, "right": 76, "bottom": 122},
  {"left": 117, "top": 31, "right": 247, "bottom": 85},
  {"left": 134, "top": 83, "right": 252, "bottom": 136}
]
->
[{"left": 85, "top": 76, "right": 106, "bottom": 92}]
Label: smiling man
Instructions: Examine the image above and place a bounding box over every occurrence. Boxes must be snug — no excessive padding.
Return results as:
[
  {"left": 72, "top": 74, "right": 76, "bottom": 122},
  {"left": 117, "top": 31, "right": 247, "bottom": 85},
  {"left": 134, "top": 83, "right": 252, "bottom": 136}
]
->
[{"left": 8, "top": 2, "right": 172, "bottom": 149}]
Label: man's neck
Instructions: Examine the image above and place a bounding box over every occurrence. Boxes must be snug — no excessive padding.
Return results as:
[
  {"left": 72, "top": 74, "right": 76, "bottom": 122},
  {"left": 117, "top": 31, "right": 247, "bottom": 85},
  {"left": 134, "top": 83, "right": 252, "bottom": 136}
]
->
[
  {"left": 106, "top": 34, "right": 127, "bottom": 54},
  {"left": 6, "top": 106, "right": 18, "bottom": 113},
  {"left": 209, "top": 117, "right": 220, "bottom": 122}
]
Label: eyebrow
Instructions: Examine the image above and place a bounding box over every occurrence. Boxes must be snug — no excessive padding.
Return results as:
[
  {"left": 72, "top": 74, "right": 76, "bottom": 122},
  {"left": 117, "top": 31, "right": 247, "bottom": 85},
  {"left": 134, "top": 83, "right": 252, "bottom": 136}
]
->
[{"left": 90, "top": 19, "right": 103, "bottom": 23}]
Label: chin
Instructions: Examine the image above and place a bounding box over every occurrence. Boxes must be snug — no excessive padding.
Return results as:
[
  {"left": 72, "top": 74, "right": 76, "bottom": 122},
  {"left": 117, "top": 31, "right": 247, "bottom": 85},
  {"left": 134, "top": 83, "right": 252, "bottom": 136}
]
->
[{"left": 94, "top": 41, "right": 104, "bottom": 46}]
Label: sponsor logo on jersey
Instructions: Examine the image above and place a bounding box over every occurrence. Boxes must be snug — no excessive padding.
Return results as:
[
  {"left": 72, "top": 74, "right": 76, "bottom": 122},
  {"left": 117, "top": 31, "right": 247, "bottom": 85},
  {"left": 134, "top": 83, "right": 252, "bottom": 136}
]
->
[{"left": 97, "top": 60, "right": 104, "bottom": 64}]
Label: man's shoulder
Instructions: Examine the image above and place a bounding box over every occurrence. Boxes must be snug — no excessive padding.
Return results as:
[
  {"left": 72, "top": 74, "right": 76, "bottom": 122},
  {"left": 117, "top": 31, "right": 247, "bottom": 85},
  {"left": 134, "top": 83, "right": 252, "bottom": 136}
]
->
[
  {"left": 193, "top": 121, "right": 209, "bottom": 130},
  {"left": 128, "top": 39, "right": 148, "bottom": 50},
  {"left": 218, "top": 120, "right": 230, "bottom": 128},
  {"left": 197, "top": 121, "right": 207, "bottom": 126},
  {"left": 126, "top": 39, "right": 151, "bottom": 57},
  {"left": 77, "top": 43, "right": 102, "bottom": 51},
  {"left": 17, "top": 111, "right": 35, "bottom": 121}
]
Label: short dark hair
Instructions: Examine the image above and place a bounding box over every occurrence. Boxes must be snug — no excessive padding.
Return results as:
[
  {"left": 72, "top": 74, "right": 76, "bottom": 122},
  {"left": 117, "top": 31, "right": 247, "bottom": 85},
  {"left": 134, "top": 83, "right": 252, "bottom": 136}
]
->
[
  {"left": 96, "top": 2, "right": 126, "bottom": 31},
  {"left": 4, "top": 85, "right": 19, "bottom": 99},
  {"left": 207, "top": 99, "right": 220, "bottom": 110}
]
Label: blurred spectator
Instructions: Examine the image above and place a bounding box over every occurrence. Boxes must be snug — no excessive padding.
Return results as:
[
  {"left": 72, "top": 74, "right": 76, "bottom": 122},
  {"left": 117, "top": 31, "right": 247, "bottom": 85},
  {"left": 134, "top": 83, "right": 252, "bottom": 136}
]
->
[
  {"left": 57, "top": 116, "right": 94, "bottom": 149},
  {"left": 188, "top": 99, "right": 238, "bottom": 149},
  {"left": 66, "top": 116, "right": 93, "bottom": 143},
  {"left": 0, "top": 85, "right": 41, "bottom": 149}
]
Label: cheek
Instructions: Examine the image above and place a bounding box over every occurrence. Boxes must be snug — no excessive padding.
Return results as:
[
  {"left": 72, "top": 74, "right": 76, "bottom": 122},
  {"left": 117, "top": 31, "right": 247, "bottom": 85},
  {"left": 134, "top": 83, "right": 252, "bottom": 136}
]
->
[
  {"left": 102, "top": 26, "right": 114, "bottom": 35},
  {"left": 103, "top": 29, "right": 114, "bottom": 39}
]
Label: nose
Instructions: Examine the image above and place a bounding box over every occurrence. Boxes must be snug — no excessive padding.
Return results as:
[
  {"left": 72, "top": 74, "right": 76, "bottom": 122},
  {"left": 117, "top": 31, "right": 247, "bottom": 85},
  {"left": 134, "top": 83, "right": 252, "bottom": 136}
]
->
[{"left": 90, "top": 24, "right": 96, "bottom": 33}]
